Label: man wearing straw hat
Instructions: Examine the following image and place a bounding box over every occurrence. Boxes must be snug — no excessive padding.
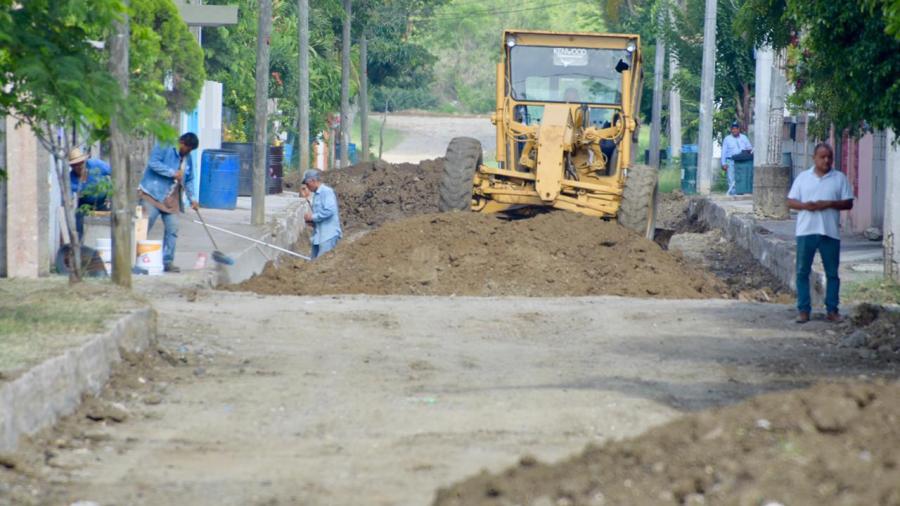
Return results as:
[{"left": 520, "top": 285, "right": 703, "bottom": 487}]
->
[
  {"left": 68, "top": 147, "right": 111, "bottom": 240},
  {"left": 138, "top": 133, "right": 200, "bottom": 273}
]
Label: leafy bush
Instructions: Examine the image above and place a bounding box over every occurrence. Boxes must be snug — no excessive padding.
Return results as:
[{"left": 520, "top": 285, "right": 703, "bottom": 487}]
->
[{"left": 371, "top": 86, "right": 438, "bottom": 112}]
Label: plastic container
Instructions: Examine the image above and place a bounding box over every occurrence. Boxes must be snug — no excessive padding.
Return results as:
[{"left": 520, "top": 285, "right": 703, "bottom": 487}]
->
[
  {"left": 136, "top": 240, "right": 164, "bottom": 275},
  {"left": 199, "top": 150, "right": 240, "bottom": 209},
  {"left": 95, "top": 238, "right": 112, "bottom": 275},
  {"left": 734, "top": 158, "right": 754, "bottom": 194},
  {"left": 681, "top": 145, "right": 699, "bottom": 195}
]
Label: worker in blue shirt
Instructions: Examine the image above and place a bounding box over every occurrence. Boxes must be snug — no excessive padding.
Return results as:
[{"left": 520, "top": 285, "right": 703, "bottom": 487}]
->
[
  {"left": 138, "top": 132, "right": 200, "bottom": 273},
  {"left": 68, "top": 147, "right": 111, "bottom": 240},
  {"left": 721, "top": 121, "right": 753, "bottom": 196},
  {"left": 302, "top": 169, "right": 342, "bottom": 258}
]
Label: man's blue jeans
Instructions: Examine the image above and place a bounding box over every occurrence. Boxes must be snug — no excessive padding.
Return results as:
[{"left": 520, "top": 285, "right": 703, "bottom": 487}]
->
[
  {"left": 143, "top": 204, "right": 178, "bottom": 266},
  {"left": 796, "top": 234, "right": 841, "bottom": 314},
  {"left": 725, "top": 159, "right": 737, "bottom": 196},
  {"left": 311, "top": 236, "right": 339, "bottom": 259}
]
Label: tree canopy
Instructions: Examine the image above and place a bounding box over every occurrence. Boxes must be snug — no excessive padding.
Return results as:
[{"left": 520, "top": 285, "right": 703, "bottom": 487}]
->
[{"left": 738, "top": 0, "right": 900, "bottom": 137}]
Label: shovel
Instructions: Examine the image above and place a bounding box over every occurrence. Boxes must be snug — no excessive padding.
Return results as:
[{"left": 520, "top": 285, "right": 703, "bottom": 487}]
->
[{"left": 195, "top": 209, "right": 236, "bottom": 265}]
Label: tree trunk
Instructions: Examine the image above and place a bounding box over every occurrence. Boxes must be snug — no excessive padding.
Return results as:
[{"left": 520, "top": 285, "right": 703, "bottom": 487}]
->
[
  {"left": 298, "top": 0, "right": 310, "bottom": 173},
  {"left": 109, "top": 0, "right": 131, "bottom": 287},
  {"left": 339, "top": 0, "right": 352, "bottom": 168},
  {"left": 648, "top": 7, "right": 666, "bottom": 169},
  {"left": 359, "top": 31, "right": 369, "bottom": 162},
  {"left": 697, "top": 0, "right": 718, "bottom": 194},
  {"left": 252, "top": 0, "right": 273, "bottom": 225}
]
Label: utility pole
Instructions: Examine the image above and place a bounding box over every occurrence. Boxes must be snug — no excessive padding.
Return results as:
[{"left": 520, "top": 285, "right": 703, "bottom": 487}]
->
[
  {"left": 648, "top": 7, "right": 666, "bottom": 169},
  {"left": 298, "top": 0, "right": 310, "bottom": 173},
  {"left": 696, "top": 0, "right": 718, "bottom": 194},
  {"left": 339, "top": 0, "right": 351, "bottom": 168},
  {"left": 109, "top": 1, "right": 131, "bottom": 287},
  {"left": 884, "top": 129, "right": 900, "bottom": 281},
  {"left": 766, "top": 49, "right": 787, "bottom": 166},
  {"left": 252, "top": 0, "right": 273, "bottom": 225},
  {"left": 668, "top": 1, "right": 682, "bottom": 159},
  {"left": 359, "top": 31, "right": 369, "bottom": 162},
  {"left": 752, "top": 46, "right": 774, "bottom": 165}
]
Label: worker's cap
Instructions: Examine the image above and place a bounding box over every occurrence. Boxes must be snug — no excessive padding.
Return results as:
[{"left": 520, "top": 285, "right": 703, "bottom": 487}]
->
[
  {"left": 730, "top": 121, "right": 740, "bottom": 129},
  {"left": 68, "top": 147, "right": 89, "bottom": 166},
  {"left": 301, "top": 169, "right": 321, "bottom": 183}
]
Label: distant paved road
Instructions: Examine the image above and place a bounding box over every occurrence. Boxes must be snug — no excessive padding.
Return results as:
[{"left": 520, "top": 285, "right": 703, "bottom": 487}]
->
[{"left": 380, "top": 113, "right": 496, "bottom": 164}]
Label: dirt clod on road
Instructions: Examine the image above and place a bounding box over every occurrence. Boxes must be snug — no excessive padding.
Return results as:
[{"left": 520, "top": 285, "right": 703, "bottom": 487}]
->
[
  {"left": 433, "top": 380, "right": 900, "bottom": 506},
  {"left": 234, "top": 211, "right": 726, "bottom": 298}
]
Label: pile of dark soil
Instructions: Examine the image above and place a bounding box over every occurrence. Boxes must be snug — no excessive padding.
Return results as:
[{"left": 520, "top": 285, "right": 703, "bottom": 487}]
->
[
  {"left": 433, "top": 381, "right": 900, "bottom": 506},
  {"left": 287, "top": 159, "right": 444, "bottom": 234},
  {"left": 840, "top": 304, "right": 900, "bottom": 358},
  {"left": 232, "top": 211, "right": 726, "bottom": 298}
]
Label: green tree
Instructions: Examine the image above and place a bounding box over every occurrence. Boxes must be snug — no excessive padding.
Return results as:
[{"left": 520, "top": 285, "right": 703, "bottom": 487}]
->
[
  {"left": 666, "top": 0, "right": 756, "bottom": 141},
  {"left": 0, "top": 0, "right": 125, "bottom": 280},
  {"left": 130, "top": 0, "right": 206, "bottom": 128},
  {"left": 204, "top": 0, "right": 345, "bottom": 142},
  {"left": 738, "top": 0, "right": 900, "bottom": 137},
  {"left": 423, "top": 0, "right": 606, "bottom": 114}
]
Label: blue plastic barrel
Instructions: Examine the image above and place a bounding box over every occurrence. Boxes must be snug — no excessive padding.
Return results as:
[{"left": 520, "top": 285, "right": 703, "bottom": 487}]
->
[{"left": 199, "top": 150, "right": 240, "bottom": 209}]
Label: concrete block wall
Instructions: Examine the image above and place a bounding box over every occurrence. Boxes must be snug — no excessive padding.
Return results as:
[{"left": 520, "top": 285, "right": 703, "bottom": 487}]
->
[{"left": 0, "top": 308, "right": 157, "bottom": 452}]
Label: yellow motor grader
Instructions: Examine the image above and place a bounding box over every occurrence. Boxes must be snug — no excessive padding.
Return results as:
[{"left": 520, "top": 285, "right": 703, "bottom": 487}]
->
[{"left": 439, "top": 29, "right": 657, "bottom": 238}]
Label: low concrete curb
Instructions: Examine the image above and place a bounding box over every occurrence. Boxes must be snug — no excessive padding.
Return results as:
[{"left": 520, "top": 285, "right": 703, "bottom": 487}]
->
[
  {"left": 0, "top": 307, "right": 157, "bottom": 453},
  {"left": 692, "top": 197, "right": 823, "bottom": 303},
  {"left": 211, "top": 198, "right": 308, "bottom": 287}
]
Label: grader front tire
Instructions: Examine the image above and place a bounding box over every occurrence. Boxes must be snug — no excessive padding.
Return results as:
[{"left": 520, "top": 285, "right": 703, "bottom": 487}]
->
[
  {"left": 439, "top": 137, "right": 482, "bottom": 212},
  {"left": 618, "top": 163, "right": 659, "bottom": 240}
]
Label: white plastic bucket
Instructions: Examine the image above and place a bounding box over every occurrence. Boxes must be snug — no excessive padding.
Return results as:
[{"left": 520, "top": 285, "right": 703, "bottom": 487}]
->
[
  {"left": 136, "top": 240, "right": 164, "bottom": 275},
  {"left": 95, "top": 238, "right": 112, "bottom": 275}
]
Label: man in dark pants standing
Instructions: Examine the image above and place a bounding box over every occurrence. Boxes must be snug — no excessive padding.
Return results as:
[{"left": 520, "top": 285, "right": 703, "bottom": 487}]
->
[
  {"left": 787, "top": 143, "right": 854, "bottom": 323},
  {"left": 138, "top": 133, "right": 200, "bottom": 273}
]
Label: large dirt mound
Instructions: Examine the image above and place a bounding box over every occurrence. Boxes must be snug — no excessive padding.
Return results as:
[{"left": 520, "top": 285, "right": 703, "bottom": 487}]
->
[
  {"left": 433, "top": 381, "right": 900, "bottom": 506},
  {"left": 287, "top": 159, "right": 444, "bottom": 233},
  {"left": 233, "top": 212, "right": 726, "bottom": 298}
]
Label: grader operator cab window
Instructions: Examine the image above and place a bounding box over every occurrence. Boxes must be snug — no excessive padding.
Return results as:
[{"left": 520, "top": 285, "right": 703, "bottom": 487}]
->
[{"left": 509, "top": 46, "right": 628, "bottom": 105}]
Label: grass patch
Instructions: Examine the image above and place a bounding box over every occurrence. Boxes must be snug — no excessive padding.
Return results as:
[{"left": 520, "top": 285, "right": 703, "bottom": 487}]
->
[
  {"left": 658, "top": 167, "right": 681, "bottom": 193},
  {"left": 0, "top": 279, "right": 142, "bottom": 376},
  {"left": 843, "top": 277, "right": 900, "bottom": 305},
  {"left": 351, "top": 114, "right": 403, "bottom": 160}
]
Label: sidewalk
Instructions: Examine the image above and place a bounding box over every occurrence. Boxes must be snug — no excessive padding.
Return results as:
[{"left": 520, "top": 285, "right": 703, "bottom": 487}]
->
[
  {"left": 82, "top": 193, "right": 308, "bottom": 286},
  {"left": 693, "top": 195, "right": 883, "bottom": 304},
  {"left": 1, "top": 193, "right": 308, "bottom": 452}
]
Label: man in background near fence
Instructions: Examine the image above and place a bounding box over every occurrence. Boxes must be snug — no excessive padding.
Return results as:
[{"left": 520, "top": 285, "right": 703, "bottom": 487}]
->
[
  {"left": 721, "top": 121, "right": 752, "bottom": 196},
  {"left": 138, "top": 133, "right": 200, "bottom": 273},
  {"left": 787, "top": 142, "right": 854, "bottom": 324},
  {"left": 302, "top": 169, "right": 342, "bottom": 259},
  {"left": 68, "top": 147, "right": 112, "bottom": 240}
]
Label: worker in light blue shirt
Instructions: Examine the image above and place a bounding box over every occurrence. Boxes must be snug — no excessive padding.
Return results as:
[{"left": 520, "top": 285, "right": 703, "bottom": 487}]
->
[
  {"left": 721, "top": 121, "right": 752, "bottom": 196},
  {"left": 787, "top": 142, "right": 854, "bottom": 324},
  {"left": 302, "top": 169, "right": 342, "bottom": 258}
]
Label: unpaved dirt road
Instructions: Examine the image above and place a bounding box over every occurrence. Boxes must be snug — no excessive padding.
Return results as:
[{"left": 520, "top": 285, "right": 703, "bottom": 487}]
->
[
  {"left": 21, "top": 287, "right": 896, "bottom": 506},
  {"left": 381, "top": 113, "right": 496, "bottom": 164}
]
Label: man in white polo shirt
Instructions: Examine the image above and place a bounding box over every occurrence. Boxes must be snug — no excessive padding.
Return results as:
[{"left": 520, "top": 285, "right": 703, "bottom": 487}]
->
[{"left": 786, "top": 143, "right": 854, "bottom": 323}]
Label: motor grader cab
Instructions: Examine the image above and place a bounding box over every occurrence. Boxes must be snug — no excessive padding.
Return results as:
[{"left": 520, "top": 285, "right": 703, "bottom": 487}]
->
[{"left": 439, "top": 30, "right": 657, "bottom": 238}]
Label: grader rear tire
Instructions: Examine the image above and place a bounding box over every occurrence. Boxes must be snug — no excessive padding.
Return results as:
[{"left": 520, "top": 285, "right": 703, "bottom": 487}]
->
[
  {"left": 439, "top": 137, "right": 482, "bottom": 212},
  {"left": 618, "top": 164, "right": 659, "bottom": 240}
]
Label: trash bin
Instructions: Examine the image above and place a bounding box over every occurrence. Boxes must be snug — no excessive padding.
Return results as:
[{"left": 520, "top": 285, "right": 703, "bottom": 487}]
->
[
  {"left": 733, "top": 155, "right": 754, "bottom": 195},
  {"left": 199, "top": 150, "right": 240, "bottom": 209},
  {"left": 680, "top": 144, "right": 698, "bottom": 194}
]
